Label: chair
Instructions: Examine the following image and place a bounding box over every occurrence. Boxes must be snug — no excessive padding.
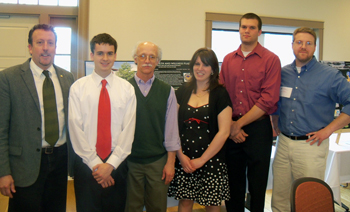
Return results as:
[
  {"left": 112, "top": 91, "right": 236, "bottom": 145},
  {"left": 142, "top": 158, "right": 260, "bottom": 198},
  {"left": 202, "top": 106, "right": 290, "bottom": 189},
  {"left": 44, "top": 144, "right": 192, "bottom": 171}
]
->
[{"left": 291, "top": 177, "right": 335, "bottom": 212}]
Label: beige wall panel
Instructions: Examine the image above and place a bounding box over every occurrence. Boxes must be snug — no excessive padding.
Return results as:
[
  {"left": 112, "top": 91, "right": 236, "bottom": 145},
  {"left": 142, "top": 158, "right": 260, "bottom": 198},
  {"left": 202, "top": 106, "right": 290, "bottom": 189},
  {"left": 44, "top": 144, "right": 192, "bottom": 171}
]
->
[
  {"left": 0, "top": 15, "right": 38, "bottom": 71},
  {"left": 0, "top": 28, "right": 28, "bottom": 57},
  {"left": 88, "top": 0, "right": 350, "bottom": 62}
]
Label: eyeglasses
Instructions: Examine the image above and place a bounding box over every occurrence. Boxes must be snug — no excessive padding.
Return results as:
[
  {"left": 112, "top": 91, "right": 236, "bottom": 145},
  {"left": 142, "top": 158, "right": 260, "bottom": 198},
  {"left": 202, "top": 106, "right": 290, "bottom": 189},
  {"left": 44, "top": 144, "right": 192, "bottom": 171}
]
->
[
  {"left": 293, "top": 40, "right": 314, "bottom": 47},
  {"left": 137, "top": 54, "right": 157, "bottom": 62}
]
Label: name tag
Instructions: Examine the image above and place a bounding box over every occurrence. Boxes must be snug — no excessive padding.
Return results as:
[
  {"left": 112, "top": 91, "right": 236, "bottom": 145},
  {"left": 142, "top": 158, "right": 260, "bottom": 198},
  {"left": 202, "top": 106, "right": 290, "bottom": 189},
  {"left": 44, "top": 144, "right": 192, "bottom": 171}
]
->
[{"left": 280, "top": 86, "right": 292, "bottom": 98}]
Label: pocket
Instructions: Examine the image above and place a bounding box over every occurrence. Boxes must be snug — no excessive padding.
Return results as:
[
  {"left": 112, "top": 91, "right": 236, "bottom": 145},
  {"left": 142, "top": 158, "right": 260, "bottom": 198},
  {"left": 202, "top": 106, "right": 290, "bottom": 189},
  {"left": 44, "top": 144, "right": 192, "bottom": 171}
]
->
[{"left": 9, "top": 146, "right": 22, "bottom": 156}]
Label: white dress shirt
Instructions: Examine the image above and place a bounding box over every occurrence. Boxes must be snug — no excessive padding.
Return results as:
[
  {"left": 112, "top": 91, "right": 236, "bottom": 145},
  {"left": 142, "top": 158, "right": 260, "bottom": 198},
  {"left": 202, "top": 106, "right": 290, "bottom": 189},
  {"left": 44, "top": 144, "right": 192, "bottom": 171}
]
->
[
  {"left": 68, "top": 71, "right": 137, "bottom": 170},
  {"left": 30, "top": 59, "right": 66, "bottom": 148}
]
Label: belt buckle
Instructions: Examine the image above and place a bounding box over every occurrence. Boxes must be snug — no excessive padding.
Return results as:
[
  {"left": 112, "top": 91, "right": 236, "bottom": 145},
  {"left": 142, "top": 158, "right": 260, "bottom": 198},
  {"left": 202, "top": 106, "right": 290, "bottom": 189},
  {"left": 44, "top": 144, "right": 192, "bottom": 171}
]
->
[{"left": 44, "top": 147, "right": 54, "bottom": 154}]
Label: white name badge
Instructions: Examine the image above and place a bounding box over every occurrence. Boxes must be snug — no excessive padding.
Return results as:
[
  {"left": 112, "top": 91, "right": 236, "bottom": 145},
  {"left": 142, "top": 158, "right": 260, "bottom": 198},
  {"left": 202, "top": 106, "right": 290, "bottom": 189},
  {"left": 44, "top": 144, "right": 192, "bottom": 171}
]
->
[{"left": 280, "top": 86, "right": 292, "bottom": 98}]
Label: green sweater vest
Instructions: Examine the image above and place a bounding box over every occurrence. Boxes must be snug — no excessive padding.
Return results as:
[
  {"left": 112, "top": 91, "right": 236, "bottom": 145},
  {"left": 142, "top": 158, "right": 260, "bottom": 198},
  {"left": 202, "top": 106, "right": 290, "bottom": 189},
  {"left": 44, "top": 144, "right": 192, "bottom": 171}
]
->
[{"left": 128, "top": 78, "right": 171, "bottom": 164}]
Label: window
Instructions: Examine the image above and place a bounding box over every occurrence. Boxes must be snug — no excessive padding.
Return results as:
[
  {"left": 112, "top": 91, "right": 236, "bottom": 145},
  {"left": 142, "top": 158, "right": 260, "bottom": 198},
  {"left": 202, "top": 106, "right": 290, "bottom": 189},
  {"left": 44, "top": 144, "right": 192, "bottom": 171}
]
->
[
  {"left": 0, "top": 0, "right": 78, "bottom": 6},
  {"left": 0, "top": 0, "right": 88, "bottom": 79},
  {"left": 212, "top": 30, "right": 240, "bottom": 63},
  {"left": 263, "top": 33, "right": 294, "bottom": 67},
  {"left": 54, "top": 27, "right": 71, "bottom": 71},
  {"left": 206, "top": 13, "right": 324, "bottom": 62},
  {"left": 211, "top": 21, "right": 320, "bottom": 67}
]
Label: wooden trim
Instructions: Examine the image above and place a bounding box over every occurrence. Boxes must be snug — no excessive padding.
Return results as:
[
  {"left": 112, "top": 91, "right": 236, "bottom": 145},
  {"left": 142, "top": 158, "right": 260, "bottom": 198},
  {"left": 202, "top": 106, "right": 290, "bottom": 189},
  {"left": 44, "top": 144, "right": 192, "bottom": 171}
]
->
[
  {"left": 0, "top": 2, "right": 88, "bottom": 78},
  {"left": 205, "top": 12, "right": 324, "bottom": 59},
  {"left": 206, "top": 12, "right": 241, "bottom": 23},
  {"left": 205, "top": 20, "right": 212, "bottom": 48},
  {"left": 0, "top": 4, "right": 77, "bottom": 17},
  {"left": 318, "top": 28, "right": 324, "bottom": 61},
  {"left": 206, "top": 12, "right": 323, "bottom": 28},
  {"left": 50, "top": 17, "right": 78, "bottom": 78},
  {"left": 77, "top": 0, "right": 90, "bottom": 79}
]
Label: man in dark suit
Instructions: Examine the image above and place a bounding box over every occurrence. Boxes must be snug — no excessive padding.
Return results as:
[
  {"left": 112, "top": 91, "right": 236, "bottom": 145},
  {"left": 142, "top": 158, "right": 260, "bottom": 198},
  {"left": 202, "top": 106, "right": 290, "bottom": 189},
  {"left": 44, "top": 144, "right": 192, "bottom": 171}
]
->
[{"left": 0, "top": 24, "right": 75, "bottom": 212}]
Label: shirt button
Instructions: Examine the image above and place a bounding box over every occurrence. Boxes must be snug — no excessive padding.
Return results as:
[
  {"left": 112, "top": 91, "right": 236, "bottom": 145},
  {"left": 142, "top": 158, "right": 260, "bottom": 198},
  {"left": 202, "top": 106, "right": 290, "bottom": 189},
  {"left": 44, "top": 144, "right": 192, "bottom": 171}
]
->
[
  {"left": 241, "top": 80, "right": 244, "bottom": 82},
  {"left": 240, "top": 91, "right": 243, "bottom": 93},
  {"left": 239, "top": 113, "right": 242, "bottom": 115},
  {"left": 298, "top": 76, "right": 300, "bottom": 78},
  {"left": 292, "top": 109, "right": 294, "bottom": 112},
  {"left": 291, "top": 121, "right": 293, "bottom": 124},
  {"left": 36, "top": 148, "right": 40, "bottom": 152},
  {"left": 240, "top": 102, "right": 242, "bottom": 104},
  {"left": 37, "top": 127, "right": 41, "bottom": 131},
  {"left": 294, "top": 98, "right": 296, "bottom": 100},
  {"left": 242, "top": 69, "right": 244, "bottom": 71},
  {"left": 291, "top": 132, "right": 294, "bottom": 135},
  {"left": 295, "top": 87, "right": 298, "bottom": 89}
]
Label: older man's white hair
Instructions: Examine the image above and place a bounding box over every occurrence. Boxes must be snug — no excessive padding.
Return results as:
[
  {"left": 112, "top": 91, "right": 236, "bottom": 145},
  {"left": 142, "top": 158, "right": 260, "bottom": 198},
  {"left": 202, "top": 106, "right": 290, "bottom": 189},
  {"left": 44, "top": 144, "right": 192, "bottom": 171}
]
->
[{"left": 132, "top": 41, "right": 162, "bottom": 62}]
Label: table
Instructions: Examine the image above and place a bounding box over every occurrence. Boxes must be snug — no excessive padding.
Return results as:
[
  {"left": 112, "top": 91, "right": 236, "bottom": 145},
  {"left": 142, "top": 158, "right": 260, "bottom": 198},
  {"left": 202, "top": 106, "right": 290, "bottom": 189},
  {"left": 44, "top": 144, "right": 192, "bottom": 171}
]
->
[{"left": 325, "top": 131, "right": 350, "bottom": 204}]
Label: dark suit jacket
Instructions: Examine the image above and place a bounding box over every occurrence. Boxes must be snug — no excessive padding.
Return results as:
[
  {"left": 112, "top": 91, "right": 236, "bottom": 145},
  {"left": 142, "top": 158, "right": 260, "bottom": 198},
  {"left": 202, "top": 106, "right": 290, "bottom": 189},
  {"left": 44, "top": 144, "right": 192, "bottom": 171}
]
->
[{"left": 0, "top": 58, "right": 75, "bottom": 187}]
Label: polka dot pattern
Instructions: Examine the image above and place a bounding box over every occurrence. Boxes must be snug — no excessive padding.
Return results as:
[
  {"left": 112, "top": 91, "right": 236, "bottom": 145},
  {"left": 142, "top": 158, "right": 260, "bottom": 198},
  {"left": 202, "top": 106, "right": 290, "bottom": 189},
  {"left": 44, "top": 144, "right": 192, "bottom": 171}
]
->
[{"left": 168, "top": 104, "right": 230, "bottom": 206}]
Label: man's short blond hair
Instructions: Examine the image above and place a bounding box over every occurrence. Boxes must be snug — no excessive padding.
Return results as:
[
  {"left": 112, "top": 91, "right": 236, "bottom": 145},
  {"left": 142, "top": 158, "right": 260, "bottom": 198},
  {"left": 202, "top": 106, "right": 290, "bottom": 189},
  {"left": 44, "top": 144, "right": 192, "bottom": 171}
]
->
[{"left": 293, "top": 27, "right": 317, "bottom": 44}]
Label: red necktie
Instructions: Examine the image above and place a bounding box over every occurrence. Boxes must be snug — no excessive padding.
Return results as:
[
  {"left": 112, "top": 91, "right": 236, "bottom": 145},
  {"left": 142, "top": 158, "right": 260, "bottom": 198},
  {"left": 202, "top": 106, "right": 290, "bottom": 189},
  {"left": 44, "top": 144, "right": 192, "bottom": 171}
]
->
[{"left": 96, "top": 79, "right": 111, "bottom": 160}]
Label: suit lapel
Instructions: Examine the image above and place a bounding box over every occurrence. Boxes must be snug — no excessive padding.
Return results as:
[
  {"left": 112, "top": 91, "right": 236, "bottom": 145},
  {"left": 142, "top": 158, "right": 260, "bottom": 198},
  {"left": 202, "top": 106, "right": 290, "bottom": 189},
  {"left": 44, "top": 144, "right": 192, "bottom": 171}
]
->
[
  {"left": 55, "top": 67, "right": 72, "bottom": 117},
  {"left": 20, "top": 60, "right": 40, "bottom": 112}
]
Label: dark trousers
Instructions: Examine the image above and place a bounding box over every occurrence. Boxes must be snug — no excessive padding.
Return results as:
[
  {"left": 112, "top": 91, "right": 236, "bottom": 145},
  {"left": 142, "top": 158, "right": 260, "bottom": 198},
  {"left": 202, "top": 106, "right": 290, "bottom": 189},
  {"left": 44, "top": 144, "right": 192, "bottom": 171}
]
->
[
  {"left": 8, "top": 144, "right": 68, "bottom": 212},
  {"left": 225, "top": 117, "right": 273, "bottom": 212},
  {"left": 74, "top": 156, "right": 128, "bottom": 212}
]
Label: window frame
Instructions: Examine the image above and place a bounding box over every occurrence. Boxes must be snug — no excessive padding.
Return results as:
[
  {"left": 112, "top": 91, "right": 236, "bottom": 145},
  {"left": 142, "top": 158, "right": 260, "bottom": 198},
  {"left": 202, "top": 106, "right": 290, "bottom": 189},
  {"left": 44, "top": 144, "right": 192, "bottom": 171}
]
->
[
  {"left": 0, "top": 1, "right": 89, "bottom": 79},
  {"left": 205, "top": 12, "right": 324, "bottom": 60}
]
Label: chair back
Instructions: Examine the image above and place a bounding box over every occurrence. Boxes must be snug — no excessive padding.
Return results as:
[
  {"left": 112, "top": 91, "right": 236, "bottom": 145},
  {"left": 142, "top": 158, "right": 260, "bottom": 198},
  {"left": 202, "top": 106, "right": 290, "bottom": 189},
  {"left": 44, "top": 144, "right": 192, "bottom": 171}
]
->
[{"left": 291, "top": 177, "right": 334, "bottom": 212}]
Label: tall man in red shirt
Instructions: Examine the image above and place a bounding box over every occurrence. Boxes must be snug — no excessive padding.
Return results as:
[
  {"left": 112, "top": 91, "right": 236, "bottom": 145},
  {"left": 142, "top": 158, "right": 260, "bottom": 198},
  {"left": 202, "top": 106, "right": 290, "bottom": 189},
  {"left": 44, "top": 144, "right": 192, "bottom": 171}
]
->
[{"left": 220, "top": 13, "right": 281, "bottom": 212}]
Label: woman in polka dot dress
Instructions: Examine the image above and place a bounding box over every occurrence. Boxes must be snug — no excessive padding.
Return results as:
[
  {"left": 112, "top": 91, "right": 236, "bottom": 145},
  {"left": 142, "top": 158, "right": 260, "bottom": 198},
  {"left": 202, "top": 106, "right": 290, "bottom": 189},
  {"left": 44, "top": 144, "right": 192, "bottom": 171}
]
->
[{"left": 168, "top": 48, "right": 232, "bottom": 212}]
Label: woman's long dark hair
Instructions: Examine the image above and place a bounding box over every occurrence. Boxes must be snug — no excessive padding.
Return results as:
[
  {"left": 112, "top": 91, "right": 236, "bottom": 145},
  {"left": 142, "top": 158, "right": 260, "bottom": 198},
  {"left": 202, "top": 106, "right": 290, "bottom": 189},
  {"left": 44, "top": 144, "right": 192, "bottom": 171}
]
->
[{"left": 187, "top": 48, "right": 220, "bottom": 93}]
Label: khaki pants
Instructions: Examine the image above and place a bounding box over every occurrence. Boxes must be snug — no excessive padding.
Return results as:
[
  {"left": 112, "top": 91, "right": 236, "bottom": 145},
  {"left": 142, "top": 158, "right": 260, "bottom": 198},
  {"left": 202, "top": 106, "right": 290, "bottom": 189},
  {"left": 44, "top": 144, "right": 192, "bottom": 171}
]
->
[
  {"left": 125, "top": 154, "right": 169, "bottom": 212},
  {"left": 271, "top": 133, "right": 329, "bottom": 212}
]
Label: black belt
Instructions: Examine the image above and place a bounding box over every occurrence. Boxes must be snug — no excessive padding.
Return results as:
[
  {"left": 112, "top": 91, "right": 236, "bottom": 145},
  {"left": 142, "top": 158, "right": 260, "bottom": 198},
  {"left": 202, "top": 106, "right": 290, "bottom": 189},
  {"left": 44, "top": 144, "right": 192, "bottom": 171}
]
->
[
  {"left": 281, "top": 132, "right": 310, "bottom": 140},
  {"left": 42, "top": 143, "right": 66, "bottom": 154},
  {"left": 232, "top": 115, "right": 269, "bottom": 122}
]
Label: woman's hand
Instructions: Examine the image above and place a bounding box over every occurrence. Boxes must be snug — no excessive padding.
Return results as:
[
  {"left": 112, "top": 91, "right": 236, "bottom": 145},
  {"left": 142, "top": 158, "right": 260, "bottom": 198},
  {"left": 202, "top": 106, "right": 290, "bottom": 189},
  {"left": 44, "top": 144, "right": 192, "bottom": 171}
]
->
[
  {"left": 178, "top": 151, "right": 196, "bottom": 173},
  {"left": 190, "top": 157, "right": 206, "bottom": 170}
]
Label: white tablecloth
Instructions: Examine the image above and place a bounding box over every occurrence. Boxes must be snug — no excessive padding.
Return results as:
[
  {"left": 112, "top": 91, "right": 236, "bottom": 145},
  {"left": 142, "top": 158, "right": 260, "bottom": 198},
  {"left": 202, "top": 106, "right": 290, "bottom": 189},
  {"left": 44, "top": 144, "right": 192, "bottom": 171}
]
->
[{"left": 325, "top": 132, "right": 350, "bottom": 203}]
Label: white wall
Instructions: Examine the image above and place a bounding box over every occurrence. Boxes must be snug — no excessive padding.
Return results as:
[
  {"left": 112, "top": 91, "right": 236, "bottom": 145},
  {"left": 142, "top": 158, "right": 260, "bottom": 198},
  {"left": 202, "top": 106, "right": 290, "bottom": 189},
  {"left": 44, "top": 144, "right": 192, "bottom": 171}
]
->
[{"left": 89, "top": 0, "right": 350, "bottom": 61}]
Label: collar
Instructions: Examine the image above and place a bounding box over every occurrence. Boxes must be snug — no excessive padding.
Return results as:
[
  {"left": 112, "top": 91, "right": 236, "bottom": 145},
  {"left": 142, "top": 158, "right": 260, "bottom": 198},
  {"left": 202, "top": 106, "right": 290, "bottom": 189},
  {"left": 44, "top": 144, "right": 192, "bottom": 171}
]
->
[
  {"left": 291, "top": 56, "right": 317, "bottom": 73},
  {"left": 29, "top": 59, "right": 55, "bottom": 78},
  {"left": 92, "top": 70, "right": 114, "bottom": 87},
  {"left": 134, "top": 73, "right": 155, "bottom": 85},
  {"left": 234, "top": 42, "right": 263, "bottom": 59}
]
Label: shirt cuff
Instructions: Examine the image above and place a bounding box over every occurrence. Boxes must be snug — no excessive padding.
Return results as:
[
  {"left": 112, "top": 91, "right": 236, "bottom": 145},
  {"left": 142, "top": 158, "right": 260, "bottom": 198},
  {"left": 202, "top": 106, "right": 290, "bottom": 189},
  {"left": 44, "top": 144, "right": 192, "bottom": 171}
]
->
[
  {"left": 106, "top": 146, "right": 128, "bottom": 169},
  {"left": 164, "top": 141, "right": 181, "bottom": 152},
  {"left": 88, "top": 156, "right": 103, "bottom": 171}
]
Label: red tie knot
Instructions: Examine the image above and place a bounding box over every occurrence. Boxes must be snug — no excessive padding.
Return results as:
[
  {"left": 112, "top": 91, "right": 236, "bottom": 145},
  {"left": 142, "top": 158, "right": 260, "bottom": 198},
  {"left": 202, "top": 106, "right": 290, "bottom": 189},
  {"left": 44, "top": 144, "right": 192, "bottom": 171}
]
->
[{"left": 101, "top": 79, "right": 107, "bottom": 88}]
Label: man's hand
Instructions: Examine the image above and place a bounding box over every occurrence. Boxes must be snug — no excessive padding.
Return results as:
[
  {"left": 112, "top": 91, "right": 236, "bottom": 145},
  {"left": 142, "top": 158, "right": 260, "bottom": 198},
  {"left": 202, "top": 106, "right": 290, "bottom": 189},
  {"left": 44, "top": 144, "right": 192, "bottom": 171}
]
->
[
  {"left": 271, "top": 115, "right": 281, "bottom": 136},
  {"left": 306, "top": 113, "right": 350, "bottom": 146},
  {"left": 231, "top": 129, "right": 249, "bottom": 143},
  {"left": 230, "top": 121, "right": 241, "bottom": 139},
  {"left": 306, "top": 128, "right": 332, "bottom": 146},
  {"left": 92, "top": 163, "right": 114, "bottom": 186},
  {"left": 100, "top": 175, "right": 115, "bottom": 188},
  {"left": 0, "top": 175, "right": 16, "bottom": 198},
  {"left": 162, "top": 162, "right": 175, "bottom": 185},
  {"left": 230, "top": 121, "right": 249, "bottom": 143}
]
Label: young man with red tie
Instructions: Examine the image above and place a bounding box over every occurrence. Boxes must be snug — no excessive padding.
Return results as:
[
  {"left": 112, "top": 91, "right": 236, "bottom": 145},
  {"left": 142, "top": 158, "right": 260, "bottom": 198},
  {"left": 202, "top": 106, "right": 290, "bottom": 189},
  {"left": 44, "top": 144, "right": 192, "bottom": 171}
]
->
[{"left": 68, "top": 33, "right": 136, "bottom": 212}]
